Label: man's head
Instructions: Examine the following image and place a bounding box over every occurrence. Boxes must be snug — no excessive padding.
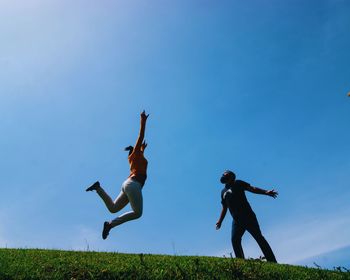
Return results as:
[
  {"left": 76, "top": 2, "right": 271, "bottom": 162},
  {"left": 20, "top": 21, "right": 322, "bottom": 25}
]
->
[{"left": 220, "top": 170, "right": 236, "bottom": 184}]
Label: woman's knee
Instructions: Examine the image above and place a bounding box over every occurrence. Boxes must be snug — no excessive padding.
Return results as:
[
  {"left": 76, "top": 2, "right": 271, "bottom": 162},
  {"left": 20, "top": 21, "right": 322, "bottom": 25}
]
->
[
  {"left": 129, "top": 205, "right": 143, "bottom": 219},
  {"left": 134, "top": 208, "right": 143, "bottom": 219},
  {"left": 109, "top": 206, "right": 119, "bottom": 214}
]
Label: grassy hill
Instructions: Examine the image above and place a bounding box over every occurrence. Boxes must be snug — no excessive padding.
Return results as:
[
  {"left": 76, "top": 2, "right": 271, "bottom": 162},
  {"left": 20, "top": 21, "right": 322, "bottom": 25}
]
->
[{"left": 0, "top": 249, "right": 349, "bottom": 280}]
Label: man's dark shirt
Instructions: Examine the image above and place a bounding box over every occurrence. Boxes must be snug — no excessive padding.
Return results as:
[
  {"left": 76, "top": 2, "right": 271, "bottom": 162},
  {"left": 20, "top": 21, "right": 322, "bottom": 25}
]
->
[{"left": 221, "top": 180, "right": 255, "bottom": 221}]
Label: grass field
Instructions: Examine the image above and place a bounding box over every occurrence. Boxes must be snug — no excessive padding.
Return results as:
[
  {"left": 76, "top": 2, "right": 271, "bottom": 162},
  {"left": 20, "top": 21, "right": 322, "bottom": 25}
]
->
[{"left": 0, "top": 248, "right": 349, "bottom": 280}]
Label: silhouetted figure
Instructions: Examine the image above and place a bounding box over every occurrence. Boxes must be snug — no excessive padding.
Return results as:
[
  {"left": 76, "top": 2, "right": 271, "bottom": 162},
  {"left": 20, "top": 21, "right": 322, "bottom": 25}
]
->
[
  {"left": 86, "top": 111, "right": 149, "bottom": 240},
  {"left": 216, "top": 170, "right": 278, "bottom": 262}
]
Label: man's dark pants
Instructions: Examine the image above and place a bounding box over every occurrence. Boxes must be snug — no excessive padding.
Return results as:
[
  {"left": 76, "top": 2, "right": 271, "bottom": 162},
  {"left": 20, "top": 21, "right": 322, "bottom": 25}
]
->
[{"left": 231, "top": 214, "right": 277, "bottom": 262}]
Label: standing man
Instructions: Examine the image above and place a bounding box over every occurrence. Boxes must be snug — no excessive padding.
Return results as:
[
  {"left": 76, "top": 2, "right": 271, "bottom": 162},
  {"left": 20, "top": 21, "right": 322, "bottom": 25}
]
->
[{"left": 216, "top": 170, "right": 278, "bottom": 262}]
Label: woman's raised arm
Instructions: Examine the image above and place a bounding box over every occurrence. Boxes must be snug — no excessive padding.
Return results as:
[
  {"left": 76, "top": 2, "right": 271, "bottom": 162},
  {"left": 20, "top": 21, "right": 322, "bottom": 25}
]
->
[{"left": 134, "top": 110, "right": 149, "bottom": 152}]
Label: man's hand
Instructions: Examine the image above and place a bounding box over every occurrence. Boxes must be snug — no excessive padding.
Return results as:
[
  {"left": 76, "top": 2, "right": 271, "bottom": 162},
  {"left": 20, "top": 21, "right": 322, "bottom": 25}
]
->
[
  {"left": 266, "top": 189, "right": 278, "bottom": 198},
  {"left": 141, "top": 110, "right": 149, "bottom": 122},
  {"left": 216, "top": 221, "right": 222, "bottom": 230}
]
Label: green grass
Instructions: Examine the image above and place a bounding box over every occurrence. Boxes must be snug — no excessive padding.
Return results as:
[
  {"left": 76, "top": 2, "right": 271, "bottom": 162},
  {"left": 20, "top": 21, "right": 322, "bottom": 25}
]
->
[{"left": 0, "top": 249, "right": 349, "bottom": 280}]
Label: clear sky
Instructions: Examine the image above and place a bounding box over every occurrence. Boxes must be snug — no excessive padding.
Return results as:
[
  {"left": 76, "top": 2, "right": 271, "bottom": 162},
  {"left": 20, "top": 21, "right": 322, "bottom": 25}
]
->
[{"left": 1, "top": 0, "right": 349, "bottom": 266}]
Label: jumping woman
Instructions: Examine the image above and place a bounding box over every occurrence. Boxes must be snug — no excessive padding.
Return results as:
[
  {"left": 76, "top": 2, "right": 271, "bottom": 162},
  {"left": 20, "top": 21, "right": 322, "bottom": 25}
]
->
[{"left": 86, "top": 110, "right": 149, "bottom": 239}]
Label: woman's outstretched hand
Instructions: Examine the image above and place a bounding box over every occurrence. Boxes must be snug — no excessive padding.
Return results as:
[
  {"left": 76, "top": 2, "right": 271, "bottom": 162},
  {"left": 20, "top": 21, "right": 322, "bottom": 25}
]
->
[
  {"left": 266, "top": 189, "right": 278, "bottom": 198},
  {"left": 141, "top": 110, "right": 149, "bottom": 121}
]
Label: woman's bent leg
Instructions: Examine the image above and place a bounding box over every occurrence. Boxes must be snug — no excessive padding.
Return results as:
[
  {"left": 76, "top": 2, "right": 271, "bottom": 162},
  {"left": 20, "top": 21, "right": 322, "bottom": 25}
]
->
[
  {"left": 110, "top": 180, "right": 143, "bottom": 228},
  {"left": 96, "top": 185, "right": 129, "bottom": 213}
]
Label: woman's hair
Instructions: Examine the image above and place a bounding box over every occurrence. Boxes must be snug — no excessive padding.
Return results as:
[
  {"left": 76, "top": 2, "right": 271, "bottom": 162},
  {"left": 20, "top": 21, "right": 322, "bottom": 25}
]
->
[{"left": 124, "top": 146, "right": 134, "bottom": 156}]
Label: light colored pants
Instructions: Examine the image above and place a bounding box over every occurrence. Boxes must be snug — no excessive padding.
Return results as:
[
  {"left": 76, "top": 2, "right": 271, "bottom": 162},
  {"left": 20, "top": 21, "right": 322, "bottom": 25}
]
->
[{"left": 96, "top": 178, "right": 143, "bottom": 228}]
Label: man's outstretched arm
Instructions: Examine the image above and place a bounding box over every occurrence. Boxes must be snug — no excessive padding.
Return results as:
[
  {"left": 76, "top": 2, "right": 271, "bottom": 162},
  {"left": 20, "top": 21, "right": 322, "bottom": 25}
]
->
[
  {"left": 216, "top": 205, "right": 228, "bottom": 230},
  {"left": 245, "top": 185, "right": 278, "bottom": 198}
]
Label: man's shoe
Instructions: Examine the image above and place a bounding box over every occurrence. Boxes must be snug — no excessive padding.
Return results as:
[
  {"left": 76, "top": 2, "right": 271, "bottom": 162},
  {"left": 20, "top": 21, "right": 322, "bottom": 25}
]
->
[
  {"left": 102, "top": 221, "right": 110, "bottom": 240},
  {"left": 86, "top": 181, "right": 100, "bottom": 192}
]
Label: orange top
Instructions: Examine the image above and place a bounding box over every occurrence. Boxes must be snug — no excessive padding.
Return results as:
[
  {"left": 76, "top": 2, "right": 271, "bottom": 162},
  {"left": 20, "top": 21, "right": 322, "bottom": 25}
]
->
[{"left": 128, "top": 151, "right": 148, "bottom": 185}]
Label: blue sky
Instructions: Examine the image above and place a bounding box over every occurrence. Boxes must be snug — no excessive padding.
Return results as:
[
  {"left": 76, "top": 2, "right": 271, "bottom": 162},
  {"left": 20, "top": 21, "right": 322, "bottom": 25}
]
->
[{"left": 1, "top": 0, "right": 350, "bottom": 266}]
